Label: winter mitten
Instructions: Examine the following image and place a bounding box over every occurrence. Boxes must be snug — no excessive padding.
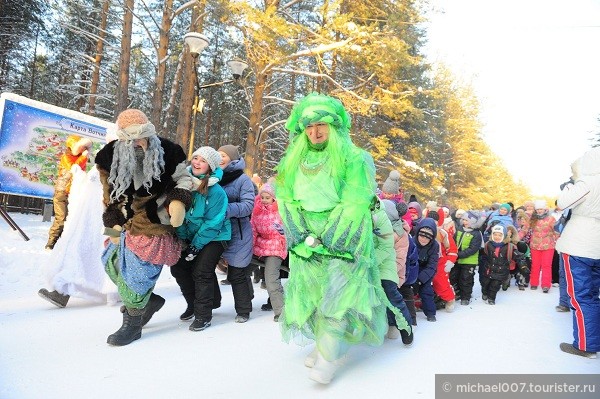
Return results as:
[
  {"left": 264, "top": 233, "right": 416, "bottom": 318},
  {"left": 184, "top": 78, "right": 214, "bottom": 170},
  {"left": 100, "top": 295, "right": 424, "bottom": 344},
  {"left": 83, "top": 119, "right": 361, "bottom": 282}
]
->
[
  {"left": 108, "top": 225, "right": 122, "bottom": 245},
  {"left": 519, "top": 262, "right": 530, "bottom": 277},
  {"left": 183, "top": 245, "right": 201, "bottom": 262},
  {"left": 413, "top": 280, "right": 422, "bottom": 293},
  {"left": 169, "top": 200, "right": 186, "bottom": 228},
  {"left": 444, "top": 260, "right": 454, "bottom": 273},
  {"left": 304, "top": 235, "right": 322, "bottom": 248},
  {"left": 273, "top": 222, "right": 285, "bottom": 235}
]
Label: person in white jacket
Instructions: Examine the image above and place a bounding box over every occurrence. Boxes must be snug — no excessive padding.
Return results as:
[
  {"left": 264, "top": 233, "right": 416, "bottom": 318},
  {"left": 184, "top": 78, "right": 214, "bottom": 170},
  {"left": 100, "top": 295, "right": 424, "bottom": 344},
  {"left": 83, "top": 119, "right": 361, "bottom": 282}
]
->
[{"left": 555, "top": 147, "right": 600, "bottom": 359}]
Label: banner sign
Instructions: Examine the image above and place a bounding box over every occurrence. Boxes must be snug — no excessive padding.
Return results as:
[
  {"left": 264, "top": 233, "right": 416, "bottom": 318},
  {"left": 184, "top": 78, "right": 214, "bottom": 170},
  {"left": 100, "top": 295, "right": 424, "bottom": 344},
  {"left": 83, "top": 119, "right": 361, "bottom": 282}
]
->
[{"left": 0, "top": 93, "right": 114, "bottom": 199}]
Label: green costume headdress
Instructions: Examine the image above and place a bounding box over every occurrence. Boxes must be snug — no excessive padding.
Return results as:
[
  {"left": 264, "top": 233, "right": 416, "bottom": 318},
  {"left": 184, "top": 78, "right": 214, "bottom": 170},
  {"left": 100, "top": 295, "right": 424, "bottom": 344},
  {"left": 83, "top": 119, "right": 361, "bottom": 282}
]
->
[
  {"left": 284, "top": 92, "right": 351, "bottom": 139},
  {"left": 278, "top": 93, "right": 353, "bottom": 185}
]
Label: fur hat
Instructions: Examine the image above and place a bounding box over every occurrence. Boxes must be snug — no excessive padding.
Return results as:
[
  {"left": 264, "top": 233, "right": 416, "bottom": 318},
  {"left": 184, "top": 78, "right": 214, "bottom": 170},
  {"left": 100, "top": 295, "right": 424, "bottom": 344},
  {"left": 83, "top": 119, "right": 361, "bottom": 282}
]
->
[
  {"left": 491, "top": 224, "right": 506, "bottom": 242},
  {"left": 534, "top": 199, "right": 547, "bottom": 210},
  {"left": 192, "top": 146, "right": 221, "bottom": 172},
  {"left": 455, "top": 209, "right": 466, "bottom": 219},
  {"left": 115, "top": 109, "right": 156, "bottom": 141},
  {"left": 381, "top": 170, "right": 401, "bottom": 194},
  {"left": 218, "top": 144, "right": 240, "bottom": 161},
  {"left": 259, "top": 183, "right": 276, "bottom": 198},
  {"left": 418, "top": 227, "right": 435, "bottom": 240}
]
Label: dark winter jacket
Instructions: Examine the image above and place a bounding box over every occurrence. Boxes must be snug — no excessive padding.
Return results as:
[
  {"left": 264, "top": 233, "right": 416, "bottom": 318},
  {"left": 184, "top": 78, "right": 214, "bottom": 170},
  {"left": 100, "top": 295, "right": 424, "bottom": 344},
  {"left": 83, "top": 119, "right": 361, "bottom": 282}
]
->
[
  {"left": 414, "top": 218, "right": 440, "bottom": 284},
  {"left": 482, "top": 241, "right": 526, "bottom": 281},
  {"left": 95, "top": 137, "right": 192, "bottom": 237},
  {"left": 220, "top": 158, "right": 255, "bottom": 267}
]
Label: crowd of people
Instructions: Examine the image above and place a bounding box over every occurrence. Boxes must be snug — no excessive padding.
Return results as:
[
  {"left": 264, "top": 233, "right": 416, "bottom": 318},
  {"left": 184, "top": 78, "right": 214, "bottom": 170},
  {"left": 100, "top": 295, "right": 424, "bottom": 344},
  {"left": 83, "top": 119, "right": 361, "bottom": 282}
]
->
[{"left": 37, "top": 93, "right": 599, "bottom": 386}]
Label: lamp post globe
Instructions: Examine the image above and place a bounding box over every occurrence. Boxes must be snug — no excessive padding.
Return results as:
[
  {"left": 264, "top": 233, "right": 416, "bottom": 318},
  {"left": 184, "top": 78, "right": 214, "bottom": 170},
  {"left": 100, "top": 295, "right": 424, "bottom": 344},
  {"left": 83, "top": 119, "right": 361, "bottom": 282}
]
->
[
  {"left": 184, "top": 32, "right": 210, "bottom": 58},
  {"left": 227, "top": 58, "right": 249, "bottom": 80}
]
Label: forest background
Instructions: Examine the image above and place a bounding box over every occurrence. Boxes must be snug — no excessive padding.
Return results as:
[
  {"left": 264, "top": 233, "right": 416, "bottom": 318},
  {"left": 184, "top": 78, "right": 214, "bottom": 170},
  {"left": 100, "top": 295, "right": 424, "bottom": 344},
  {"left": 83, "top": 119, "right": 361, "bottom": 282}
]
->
[{"left": 1, "top": 0, "right": 566, "bottom": 209}]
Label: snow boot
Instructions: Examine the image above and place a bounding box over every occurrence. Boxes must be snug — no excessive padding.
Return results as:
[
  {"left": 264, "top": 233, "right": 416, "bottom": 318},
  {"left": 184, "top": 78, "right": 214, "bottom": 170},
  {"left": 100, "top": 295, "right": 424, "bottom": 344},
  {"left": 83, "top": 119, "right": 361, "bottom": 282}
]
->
[
  {"left": 304, "top": 348, "right": 318, "bottom": 368},
  {"left": 107, "top": 309, "right": 143, "bottom": 346},
  {"left": 555, "top": 305, "right": 570, "bottom": 312},
  {"left": 559, "top": 343, "right": 597, "bottom": 359},
  {"left": 444, "top": 299, "right": 455, "bottom": 312},
  {"left": 38, "top": 288, "right": 70, "bottom": 308},
  {"left": 189, "top": 318, "right": 211, "bottom": 331},
  {"left": 501, "top": 277, "right": 510, "bottom": 291},
  {"left": 309, "top": 353, "right": 338, "bottom": 384},
  {"left": 261, "top": 297, "right": 273, "bottom": 311},
  {"left": 235, "top": 313, "right": 249, "bottom": 323},
  {"left": 400, "top": 327, "right": 414, "bottom": 346},
  {"left": 180, "top": 306, "right": 194, "bottom": 321},
  {"left": 460, "top": 299, "right": 470, "bottom": 306},
  {"left": 386, "top": 325, "right": 400, "bottom": 339},
  {"left": 141, "top": 293, "right": 165, "bottom": 326},
  {"left": 180, "top": 294, "right": 194, "bottom": 321}
]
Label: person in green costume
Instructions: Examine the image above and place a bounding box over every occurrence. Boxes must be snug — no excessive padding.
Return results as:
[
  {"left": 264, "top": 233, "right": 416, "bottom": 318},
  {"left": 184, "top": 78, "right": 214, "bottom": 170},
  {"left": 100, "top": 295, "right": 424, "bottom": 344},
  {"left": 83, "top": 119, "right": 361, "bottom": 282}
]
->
[{"left": 275, "top": 93, "right": 408, "bottom": 384}]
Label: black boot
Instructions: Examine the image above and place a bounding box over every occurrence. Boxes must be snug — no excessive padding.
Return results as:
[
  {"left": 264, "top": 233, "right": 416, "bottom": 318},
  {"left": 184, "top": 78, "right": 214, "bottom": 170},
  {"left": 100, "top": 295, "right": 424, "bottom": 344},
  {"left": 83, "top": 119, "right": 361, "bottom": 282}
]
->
[
  {"left": 38, "top": 288, "right": 70, "bottom": 308},
  {"left": 107, "top": 309, "right": 143, "bottom": 346},
  {"left": 141, "top": 293, "right": 165, "bottom": 326},
  {"left": 179, "top": 293, "right": 195, "bottom": 320},
  {"left": 400, "top": 327, "right": 414, "bottom": 346}
]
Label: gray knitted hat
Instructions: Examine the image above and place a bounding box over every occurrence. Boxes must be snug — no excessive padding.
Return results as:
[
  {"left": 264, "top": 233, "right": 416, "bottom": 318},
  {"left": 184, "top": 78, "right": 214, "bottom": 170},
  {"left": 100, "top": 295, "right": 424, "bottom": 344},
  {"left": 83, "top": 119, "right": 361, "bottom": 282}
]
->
[
  {"left": 382, "top": 170, "right": 401, "bottom": 194},
  {"left": 192, "top": 146, "right": 222, "bottom": 172}
]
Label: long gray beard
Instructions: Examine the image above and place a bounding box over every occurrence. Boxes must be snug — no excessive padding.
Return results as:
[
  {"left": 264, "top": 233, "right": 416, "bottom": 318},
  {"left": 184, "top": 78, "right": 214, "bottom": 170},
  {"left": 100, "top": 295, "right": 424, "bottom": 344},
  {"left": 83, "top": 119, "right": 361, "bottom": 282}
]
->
[{"left": 108, "top": 136, "right": 166, "bottom": 201}]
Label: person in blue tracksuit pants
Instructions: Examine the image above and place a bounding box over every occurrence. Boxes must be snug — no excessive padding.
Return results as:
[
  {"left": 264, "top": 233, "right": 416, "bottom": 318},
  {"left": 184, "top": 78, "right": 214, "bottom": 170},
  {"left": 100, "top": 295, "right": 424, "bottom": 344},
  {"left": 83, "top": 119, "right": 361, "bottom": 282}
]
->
[{"left": 556, "top": 148, "right": 600, "bottom": 358}]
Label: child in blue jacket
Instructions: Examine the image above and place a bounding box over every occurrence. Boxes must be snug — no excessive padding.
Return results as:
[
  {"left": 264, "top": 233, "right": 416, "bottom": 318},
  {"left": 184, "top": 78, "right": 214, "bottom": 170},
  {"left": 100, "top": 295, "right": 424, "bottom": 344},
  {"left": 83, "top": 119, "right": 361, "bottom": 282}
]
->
[
  {"left": 171, "top": 146, "right": 231, "bottom": 332},
  {"left": 413, "top": 218, "right": 440, "bottom": 322}
]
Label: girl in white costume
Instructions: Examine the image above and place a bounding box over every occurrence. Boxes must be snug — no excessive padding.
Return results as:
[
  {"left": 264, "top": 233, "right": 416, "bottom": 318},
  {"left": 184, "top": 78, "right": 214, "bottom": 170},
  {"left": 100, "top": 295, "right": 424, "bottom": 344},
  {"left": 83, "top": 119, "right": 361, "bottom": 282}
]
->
[{"left": 39, "top": 137, "right": 120, "bottom": 307}]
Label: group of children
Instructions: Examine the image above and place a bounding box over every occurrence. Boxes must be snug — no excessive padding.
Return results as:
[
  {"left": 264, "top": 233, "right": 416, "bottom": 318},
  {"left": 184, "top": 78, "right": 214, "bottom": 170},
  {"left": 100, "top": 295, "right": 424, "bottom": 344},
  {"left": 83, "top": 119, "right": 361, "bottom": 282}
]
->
[{"left": 373, "top": 170, "right": 562, "bottom": 331}]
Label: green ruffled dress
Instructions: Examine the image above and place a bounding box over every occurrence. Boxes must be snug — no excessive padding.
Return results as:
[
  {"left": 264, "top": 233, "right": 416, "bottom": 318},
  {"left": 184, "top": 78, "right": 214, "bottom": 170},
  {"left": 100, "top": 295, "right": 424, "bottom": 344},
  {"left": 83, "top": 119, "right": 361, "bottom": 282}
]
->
[{"left": 277, "top": 146, "right": 399, "bottom": 361}]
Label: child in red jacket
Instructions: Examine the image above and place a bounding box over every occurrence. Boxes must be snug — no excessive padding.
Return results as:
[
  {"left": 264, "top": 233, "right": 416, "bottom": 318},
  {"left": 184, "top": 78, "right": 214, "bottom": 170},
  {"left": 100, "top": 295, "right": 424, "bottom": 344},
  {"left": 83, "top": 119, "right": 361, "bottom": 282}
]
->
[{"left": 250, "top": 183, "right": 287, "bottom": 321}]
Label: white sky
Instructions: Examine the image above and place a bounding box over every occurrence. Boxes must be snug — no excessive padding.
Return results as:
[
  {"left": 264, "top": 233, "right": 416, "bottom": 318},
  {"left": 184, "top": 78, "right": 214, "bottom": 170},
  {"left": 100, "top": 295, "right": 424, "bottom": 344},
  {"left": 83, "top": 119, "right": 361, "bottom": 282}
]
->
[{"left": 424, "top": 0, "right": 600, "bottom": 197}]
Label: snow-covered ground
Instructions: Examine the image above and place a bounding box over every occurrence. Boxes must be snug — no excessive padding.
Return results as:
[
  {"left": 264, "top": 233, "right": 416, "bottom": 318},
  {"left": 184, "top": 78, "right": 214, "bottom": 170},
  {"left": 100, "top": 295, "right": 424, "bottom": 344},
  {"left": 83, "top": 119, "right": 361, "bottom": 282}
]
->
[{"left": 0, "top": 212, "right": 598, "bottom": 399}]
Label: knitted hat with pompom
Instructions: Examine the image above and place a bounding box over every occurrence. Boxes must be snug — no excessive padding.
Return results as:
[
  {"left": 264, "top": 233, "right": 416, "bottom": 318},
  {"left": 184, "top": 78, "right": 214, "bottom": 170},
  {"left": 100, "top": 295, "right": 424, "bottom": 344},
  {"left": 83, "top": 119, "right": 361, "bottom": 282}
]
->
[{"left": 382, "top": 170, "right": 401, "bottom": 194}]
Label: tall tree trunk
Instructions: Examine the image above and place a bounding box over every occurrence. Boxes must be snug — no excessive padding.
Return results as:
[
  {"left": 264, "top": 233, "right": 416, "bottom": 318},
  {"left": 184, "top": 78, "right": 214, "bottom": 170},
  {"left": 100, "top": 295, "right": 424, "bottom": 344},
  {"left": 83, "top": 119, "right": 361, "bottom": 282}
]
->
[
  {"left": 244, "top": 71, "right": 267, "bottom": 175},
  {"left": 163, "top": 52, "right": 184, "bottom": 138},
  {"left": 150, "top": 0, "right": 174, "bottom": 133},
  {"left": 76, "top": 41, "right": 94, "bottom": 112},
  {"left": 175, "top": 6, "right": 204, "bottom": 155},
  {"left": 88, "top": 0, "right": 110, "bottom": 116},
  {"left": 115, "top": 0, "right": 134, "bottom": 116},
  {"left": 29, "top": 25, "right": 39, "bottom": 98}
]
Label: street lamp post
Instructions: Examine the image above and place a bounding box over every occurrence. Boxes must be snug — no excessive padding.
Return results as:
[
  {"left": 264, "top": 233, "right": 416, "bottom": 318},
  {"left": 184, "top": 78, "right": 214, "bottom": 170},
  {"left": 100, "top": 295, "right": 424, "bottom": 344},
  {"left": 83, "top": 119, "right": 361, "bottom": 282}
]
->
[{"left": 183, "top": 33, "right": 248, "bottom": 159}]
